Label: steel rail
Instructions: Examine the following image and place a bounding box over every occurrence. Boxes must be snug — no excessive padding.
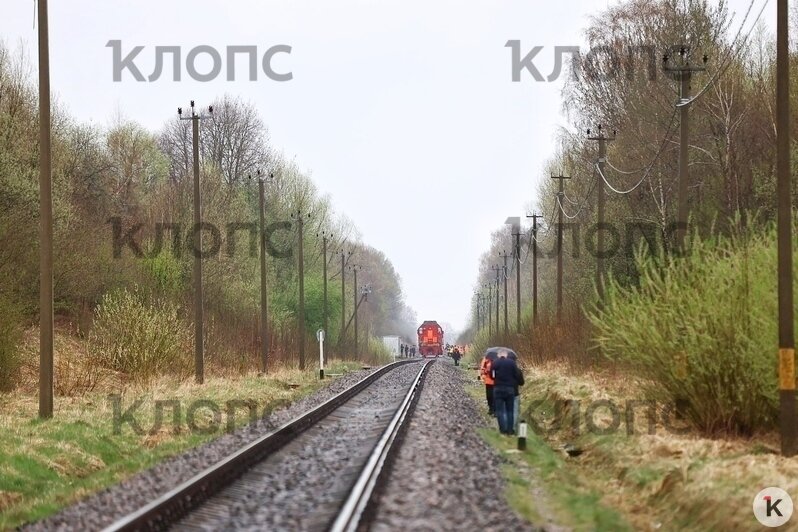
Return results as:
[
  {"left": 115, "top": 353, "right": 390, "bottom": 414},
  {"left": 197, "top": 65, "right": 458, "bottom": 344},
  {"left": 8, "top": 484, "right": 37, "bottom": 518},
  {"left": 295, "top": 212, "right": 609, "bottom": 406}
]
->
[
  {"left": 102, "top": 358, "right": 421, "bottom": 532},
  {"left": 329, "top": 359, "right": 434, "bottom": 532}
]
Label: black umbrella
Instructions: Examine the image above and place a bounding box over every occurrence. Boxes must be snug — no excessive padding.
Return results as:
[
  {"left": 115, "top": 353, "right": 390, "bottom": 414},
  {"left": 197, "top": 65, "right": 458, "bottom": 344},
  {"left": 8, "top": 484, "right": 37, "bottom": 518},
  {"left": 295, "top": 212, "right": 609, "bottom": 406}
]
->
[{"left": 483, "top": 346, "right": 517, "bottom": 360}]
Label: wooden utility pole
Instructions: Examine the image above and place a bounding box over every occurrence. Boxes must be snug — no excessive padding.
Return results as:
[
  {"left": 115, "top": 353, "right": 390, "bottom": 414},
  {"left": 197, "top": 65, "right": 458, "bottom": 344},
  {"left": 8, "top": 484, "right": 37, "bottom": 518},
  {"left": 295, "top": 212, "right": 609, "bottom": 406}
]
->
[
  {"left": 341, "top": 251, "right": 346, "bottom": 343},
  {"left": 339, "top": 290, "right": 368, "bottom": 344},
  {"left": 664, "top": 47, "right": 706, "bottom": 251},
  {"left": 527, "top": 213, "right": 543, "bottom": 325},
  {"left": 776, "top": 0, "right": 797, "bottom": 457},
  {"left": 351, "top": 265, "right": 362, "bottom": 356},
  {"left": 294, "top": 211, "right": 309, "bottom": 370},
  {"left": 513, "top": 231, "right": 521, "bottom": 333},
  {"left": 499, "top": 251, "right": 510, "bottom": 336},
  {"left": 551, "top": 174, "right": 571, "bottom": 321},
  {"left": 485, "top": 284, "right": 493, "bottom": 337},
  {"left": 476, "top": 292, "right": 483, "bottom": 331},
  {"left": 339, "top": 249, "right": 352, "bottom": 347},
  {"left": 179, "top": 100, "right": 213, "bottom": 384},
  {"left": 588, "top": 125, "right": 615, "bottom": 305},
  {"left": 320, "top": 232, "right": 331, "bottom": 345},
  {"left": 491, "top": 266, "right": 501, "bottom": 335},
  {"left": 37, "top": 0, "right": 54, "bottom": 418},
  {"left": 252, "top": 170, "right": 273, "bottom": 373}
]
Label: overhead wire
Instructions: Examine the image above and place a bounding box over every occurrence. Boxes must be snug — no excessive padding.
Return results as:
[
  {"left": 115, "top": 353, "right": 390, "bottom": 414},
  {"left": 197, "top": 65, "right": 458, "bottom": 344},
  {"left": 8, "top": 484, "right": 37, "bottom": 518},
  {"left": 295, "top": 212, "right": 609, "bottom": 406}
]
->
[
  {"left": 598, "top": 0, "right": 763, "bottom": 196},
  {"left": 555, "top": 170, "right": 598, "bottom": 219},
  {"left": 677, "top": 0, "right": 766, "bottom": 108},
  {"left": 488, "top": 1, "right": 765, "bottom": 293}
]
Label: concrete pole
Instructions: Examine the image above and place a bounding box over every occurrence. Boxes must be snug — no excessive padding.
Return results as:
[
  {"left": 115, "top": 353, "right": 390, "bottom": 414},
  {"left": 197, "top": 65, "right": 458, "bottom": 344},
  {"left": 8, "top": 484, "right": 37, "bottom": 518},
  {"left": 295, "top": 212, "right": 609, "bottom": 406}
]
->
[
  {"left": 192, "top": 112, "right": 204, "bottom": 384},
  {"left": 37, "top": 0, "right": 54, "bottom": 418}
]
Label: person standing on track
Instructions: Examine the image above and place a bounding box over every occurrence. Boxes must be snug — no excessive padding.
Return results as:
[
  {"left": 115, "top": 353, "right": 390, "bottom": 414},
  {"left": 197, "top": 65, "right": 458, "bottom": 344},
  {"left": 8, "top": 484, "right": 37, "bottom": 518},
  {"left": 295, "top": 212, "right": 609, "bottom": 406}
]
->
[
  {"left": 480, "top": 350, "right": 497, "bottom": 416},
  {"left": 491, "top": 349, "right": 524, "bottom": 435},
  {"left": 452, "top": 346, "right": 462, "bottom": 366}
]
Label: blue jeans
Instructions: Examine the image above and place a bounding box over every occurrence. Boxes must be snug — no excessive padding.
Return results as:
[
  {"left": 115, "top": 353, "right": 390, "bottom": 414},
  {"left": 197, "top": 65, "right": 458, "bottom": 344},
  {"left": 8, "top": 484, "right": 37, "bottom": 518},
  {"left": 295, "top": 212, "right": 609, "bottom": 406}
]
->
[
  {"left": 494, "top": 386, "right": 515, "bottom": 434},
  {"left": 514, "top": 394, "right": 520, "bottom": 432}
]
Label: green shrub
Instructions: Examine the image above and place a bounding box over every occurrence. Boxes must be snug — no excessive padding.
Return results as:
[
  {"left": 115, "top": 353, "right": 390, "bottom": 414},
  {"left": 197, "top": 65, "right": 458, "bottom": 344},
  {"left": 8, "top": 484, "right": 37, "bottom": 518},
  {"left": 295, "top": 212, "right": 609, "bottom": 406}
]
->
[
  {"left": 0, "top": 296, "right": 22, "bottom": 392},
  {"left": 88, "top": 287, "right": 192, "bottom": 382},
  {"left": 589, "top": 224, "right": 796, "bottom": 435}
]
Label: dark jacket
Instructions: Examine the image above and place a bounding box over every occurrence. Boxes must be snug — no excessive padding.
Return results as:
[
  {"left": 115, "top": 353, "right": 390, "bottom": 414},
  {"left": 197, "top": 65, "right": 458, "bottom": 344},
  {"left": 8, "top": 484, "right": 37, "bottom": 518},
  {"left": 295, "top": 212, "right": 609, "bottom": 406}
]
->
[{"left": 491, "top": 357, "right": 524, "bottom": 390}]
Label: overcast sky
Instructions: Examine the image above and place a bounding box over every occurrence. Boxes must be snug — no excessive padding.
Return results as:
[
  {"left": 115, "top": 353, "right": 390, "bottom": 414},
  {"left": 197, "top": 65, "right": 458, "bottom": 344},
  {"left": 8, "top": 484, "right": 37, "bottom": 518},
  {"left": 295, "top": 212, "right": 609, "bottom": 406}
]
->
[{"left": 1, "top": 0, "right": 771, "bottom": 332}]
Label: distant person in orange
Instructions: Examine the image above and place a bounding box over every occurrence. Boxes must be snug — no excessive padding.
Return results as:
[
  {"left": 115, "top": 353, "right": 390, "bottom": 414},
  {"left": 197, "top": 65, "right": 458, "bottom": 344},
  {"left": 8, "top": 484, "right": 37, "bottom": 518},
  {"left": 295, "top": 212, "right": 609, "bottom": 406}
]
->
[
  {"left": 480, "top": 350, "right": 497, "bottom": 416},
  {"left": 451, "top": 346, "right": 462, "bottom": 366}
]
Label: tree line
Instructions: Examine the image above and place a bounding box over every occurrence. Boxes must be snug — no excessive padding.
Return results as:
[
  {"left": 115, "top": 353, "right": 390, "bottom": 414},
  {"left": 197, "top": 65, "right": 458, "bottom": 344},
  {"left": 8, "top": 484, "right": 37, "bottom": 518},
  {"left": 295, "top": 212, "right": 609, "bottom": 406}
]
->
[{"left": 0, "top": 43, "right": 417, "bottom": 389}]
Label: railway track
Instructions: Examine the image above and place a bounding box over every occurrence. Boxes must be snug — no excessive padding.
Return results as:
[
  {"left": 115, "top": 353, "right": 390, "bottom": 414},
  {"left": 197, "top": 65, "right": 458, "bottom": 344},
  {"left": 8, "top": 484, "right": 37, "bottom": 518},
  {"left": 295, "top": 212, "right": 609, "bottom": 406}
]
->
[{"left": 101, "top": 358, "right": 434, "bottom": 532}]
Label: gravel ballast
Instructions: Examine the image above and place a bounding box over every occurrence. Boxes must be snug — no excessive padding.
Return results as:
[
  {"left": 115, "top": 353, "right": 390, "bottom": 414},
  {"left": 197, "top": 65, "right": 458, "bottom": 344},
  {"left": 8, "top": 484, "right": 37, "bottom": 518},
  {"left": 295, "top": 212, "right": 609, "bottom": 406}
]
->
[
  {"left": 370, "top": 359, "right": 537, "bottom": 531},
  {"left": 25, "top": 364, "right": 386, "bottom": 531},
  {"left": 27, "top": 359, "right": 539, "bottom": 531},
  {"left": 173, "top": 361, "right": 425, "bottom": 531}
]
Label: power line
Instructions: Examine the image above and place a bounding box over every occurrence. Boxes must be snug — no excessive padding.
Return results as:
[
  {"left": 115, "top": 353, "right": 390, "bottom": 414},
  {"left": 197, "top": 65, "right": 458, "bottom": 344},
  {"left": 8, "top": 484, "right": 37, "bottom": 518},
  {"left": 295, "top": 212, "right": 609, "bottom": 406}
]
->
[
  {"left": 678, "top": 0, "right": 766, "bottom": 108},
  {"left": 555, "top": 173, "right": 598, "bottom": 219},
  {"left": 597, "top": 163, "right": 651, "bottom": 195}
]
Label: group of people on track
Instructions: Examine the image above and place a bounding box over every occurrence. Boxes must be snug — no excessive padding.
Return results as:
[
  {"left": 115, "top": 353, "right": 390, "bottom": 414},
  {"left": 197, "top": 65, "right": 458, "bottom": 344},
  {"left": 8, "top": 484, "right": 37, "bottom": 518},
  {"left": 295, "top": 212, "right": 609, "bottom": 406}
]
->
[
  {"left": 399, "top": 344, "right": 416, "bottom": 357},
  {"left": 479, "top": 347, "right": 524, "bottom": 435}
]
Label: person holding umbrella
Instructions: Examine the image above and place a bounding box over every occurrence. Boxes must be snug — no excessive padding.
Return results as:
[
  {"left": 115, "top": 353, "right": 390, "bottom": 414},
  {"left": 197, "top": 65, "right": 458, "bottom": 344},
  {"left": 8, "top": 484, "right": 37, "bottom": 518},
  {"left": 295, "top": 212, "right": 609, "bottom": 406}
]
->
[{"left": 491, "top": 348, "right": 524, "bottom": 435}]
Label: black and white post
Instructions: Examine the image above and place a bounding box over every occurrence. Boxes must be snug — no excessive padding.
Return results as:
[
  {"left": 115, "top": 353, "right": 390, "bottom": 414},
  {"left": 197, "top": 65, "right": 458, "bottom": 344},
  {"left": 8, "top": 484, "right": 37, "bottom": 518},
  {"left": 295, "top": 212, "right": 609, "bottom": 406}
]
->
[{"left": 317, "top": 328, "right": 326, "bottom": 380}]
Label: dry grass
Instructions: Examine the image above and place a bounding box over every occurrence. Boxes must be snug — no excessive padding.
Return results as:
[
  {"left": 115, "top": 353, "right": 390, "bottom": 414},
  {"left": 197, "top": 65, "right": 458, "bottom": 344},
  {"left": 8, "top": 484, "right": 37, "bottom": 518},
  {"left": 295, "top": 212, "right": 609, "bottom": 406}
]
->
[
  {"left": 522, "top": 361, "right": 798, "bottom": 531},
  {"left": 0, "top": 348, "right": 363, "bottom": 530},
  {"left": 16, "top": 326, "right": 123, "bottom": 396}
]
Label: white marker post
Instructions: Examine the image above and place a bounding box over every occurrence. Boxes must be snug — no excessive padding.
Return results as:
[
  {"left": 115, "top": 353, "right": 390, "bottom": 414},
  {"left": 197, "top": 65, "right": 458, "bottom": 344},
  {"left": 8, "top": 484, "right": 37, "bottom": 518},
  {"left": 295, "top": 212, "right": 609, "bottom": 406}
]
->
[
  {"left": 317, "top": 329, "right": 325, "bottom": 380},
  {"left": 518, "top": 421, "right": 528, "bottom": 451}
]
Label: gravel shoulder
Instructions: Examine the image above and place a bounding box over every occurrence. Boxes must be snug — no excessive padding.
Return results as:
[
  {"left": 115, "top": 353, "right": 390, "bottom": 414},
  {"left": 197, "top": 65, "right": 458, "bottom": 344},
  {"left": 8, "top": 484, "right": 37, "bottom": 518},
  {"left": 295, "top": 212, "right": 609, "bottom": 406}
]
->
[{"left": 370, "top": 359, "right": 538, "bottom": 532}]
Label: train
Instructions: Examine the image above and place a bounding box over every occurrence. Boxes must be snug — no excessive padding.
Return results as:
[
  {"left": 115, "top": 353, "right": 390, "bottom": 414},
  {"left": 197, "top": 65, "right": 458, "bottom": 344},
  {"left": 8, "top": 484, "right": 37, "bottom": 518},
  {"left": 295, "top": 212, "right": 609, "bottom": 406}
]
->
[{"left": 417, "top": 321, "right": 444, "bottom": 357}]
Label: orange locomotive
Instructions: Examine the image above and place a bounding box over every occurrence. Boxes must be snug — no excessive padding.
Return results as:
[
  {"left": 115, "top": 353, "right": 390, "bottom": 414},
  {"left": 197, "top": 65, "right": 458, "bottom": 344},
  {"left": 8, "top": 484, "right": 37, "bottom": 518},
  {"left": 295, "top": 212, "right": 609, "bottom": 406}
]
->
[{"left": 417, "top": 321, "right": 444, "bottom": 357}]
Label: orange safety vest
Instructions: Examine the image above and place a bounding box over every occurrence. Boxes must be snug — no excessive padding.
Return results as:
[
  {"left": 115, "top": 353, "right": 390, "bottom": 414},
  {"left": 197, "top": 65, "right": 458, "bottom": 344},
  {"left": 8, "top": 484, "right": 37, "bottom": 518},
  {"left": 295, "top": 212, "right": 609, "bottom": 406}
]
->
[{"left": 480, "top": 357, "right": 494, "bottom": 385}]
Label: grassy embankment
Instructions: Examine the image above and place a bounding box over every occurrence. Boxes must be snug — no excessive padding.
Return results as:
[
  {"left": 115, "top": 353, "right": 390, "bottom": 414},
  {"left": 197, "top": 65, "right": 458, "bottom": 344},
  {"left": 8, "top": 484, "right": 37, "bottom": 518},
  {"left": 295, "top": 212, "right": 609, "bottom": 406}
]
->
[
  {"left": 465, "top": 225, "right": 798, "bottom": 531},
  {"left": 0, "top": 327, "right": 367, "bottom": 530},
  {"left": 465, "top": 362, "right": 797, "bottom": 531},
  {"left": 462, "top": 365, "right": 628, "bottom": 531}
]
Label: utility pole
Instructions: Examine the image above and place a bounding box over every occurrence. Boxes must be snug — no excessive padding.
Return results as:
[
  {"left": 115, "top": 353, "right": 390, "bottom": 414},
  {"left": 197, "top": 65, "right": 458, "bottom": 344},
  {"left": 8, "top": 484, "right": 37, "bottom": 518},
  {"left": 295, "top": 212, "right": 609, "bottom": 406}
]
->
[
  {"left": 475, "top": 291, "right": 481, "bottom": 332},
  {"left": 776, "top": 0, "right": 797, "bottom": 457},
  {"left": 319, "top": 232, "right": 331, "bottom": 347},
  {"left": 361, "top": 284, "right": 372, "bottom": 351},
  {"left": 499, "top": 251, "right": 510, "bottom": 336},
  {"left": 178, "top": 100, "right": 213, "bottom": 384},
  {"left": 338, "top": 285, "right": 371, "bottom": 346},
  {"left": 37, "top": 0, "right": 53, "bottom": 418},
  {"left": 587, "top": 125, "right": 616, "bottom": 305},
  {"left": 664, "top": 47, "right": 707, "bottom": 251},
  {"left": 250, "top": 170, "right": 273, "bottom": 373},
  {"left": 491, "top": 266, "right": 501, "bottom": 336},
  {"left": 551, "top": 174, "right": 571, "bottom": 321},
  {"left": 485, "top": 284, "right": 493, "bottom": 337},
  {"left": 505, "top": 216, "right": 522, "bottom": 331},
  {"left": 526, "top": 213, "right": 543, "bottom": 325},
  {"left": 350, "top": 265, "right": 362, "bottom": 356},
  {"left": 339, "top": 249, "right": 352, "bottom": 347},
  {"left": 513, "top": 230, "right": 521, "bottom": 334},
  {"left": 293, "top": 210, "right": 310, "bottom": 370}
]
